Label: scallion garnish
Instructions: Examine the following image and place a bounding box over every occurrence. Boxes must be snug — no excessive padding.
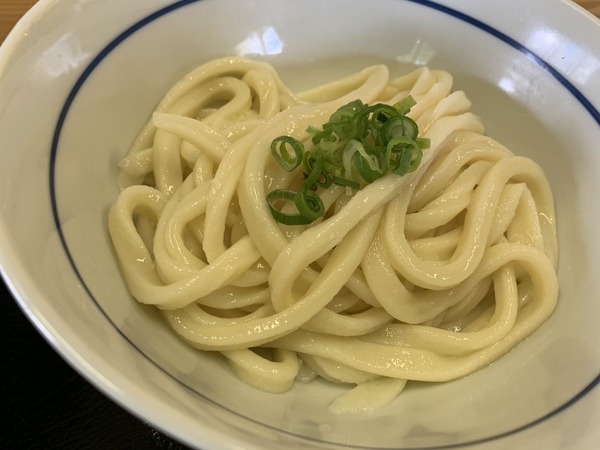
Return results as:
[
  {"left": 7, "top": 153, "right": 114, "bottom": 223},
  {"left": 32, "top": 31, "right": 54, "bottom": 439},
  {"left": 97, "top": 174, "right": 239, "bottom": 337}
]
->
[
  {"left": 267, "top": 96, "right": 430, "bottom": 225},
  {"left": 270, "top": 136, "right": 304, "bottom": 171},
  {"left": 266, "top": 189, "right": 320, "bottom": 226}
]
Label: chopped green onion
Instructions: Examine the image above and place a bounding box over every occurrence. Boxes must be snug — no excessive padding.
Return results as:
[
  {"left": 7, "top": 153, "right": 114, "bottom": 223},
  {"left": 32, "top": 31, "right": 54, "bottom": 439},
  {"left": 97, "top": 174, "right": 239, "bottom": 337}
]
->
[
  {"left": 386, "top": 137, "right": 423, "bottom": 176},
  {"left": 267, "top": 95, "right": 428, "bottom": 225},
  {"left": 294, "top": 187, "right": 325, "bottom": 222},
  {"left": 355, "top": 149, "right": 386, "bottom": 183},
  {"left": 393, "top": 96, "right": 417, "bottom": 115},
  {"left": 416, "top": 137, "right": 431, "bottom": 149},
  {"left": 369, "top": 104, "right": 400, "bottom": 128},
  {"left": 303, "top": 151, "right": 325, "bottom": 189},
  {"left": 266, "top": 189, "right": 315, "bottom": 225},
  {"left": 270, "top": 136, "right": 304, "bottom": 171},
  {"left": 380, "top": 115, "right": 419, "bottom": 143},
  {"left": 332, "top": 176, "right": 361, "bottom": 190}
]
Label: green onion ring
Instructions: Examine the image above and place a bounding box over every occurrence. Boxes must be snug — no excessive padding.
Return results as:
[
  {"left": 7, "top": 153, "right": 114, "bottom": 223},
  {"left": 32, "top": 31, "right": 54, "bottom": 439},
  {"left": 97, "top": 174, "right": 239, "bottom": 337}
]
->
[
  {"left": 266, "top": 189, "right": 315, "bottom": 225},
  {"left": 294, "top": 188, "right": 325, "bottom": 222},
  {"left": 270, "top": 136, "right": 304, "bottom": 171}
]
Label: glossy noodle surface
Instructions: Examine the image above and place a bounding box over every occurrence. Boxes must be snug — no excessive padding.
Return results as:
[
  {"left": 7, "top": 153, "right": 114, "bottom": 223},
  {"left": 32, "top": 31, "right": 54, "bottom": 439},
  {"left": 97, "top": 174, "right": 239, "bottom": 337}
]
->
[{"left": 108, "top": 57, "right": 558, "bottom": 413}]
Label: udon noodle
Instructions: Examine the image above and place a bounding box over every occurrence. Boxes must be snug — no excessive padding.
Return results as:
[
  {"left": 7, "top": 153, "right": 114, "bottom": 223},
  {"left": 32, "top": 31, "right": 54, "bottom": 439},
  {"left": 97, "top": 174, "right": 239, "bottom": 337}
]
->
[{"left": 108, "top": 56, "right": 558, "bottom": 413}]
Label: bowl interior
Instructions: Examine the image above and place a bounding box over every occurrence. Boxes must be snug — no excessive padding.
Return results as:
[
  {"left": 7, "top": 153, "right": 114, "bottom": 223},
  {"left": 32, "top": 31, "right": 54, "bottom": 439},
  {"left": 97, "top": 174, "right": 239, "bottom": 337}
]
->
[{"left": 2, "top": 0, "right": 600, "bottom": 448}]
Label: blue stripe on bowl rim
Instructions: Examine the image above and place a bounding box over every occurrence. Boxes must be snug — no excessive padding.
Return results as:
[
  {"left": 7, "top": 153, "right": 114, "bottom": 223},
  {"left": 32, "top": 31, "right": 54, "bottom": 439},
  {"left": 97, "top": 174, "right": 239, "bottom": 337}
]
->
[{"left": 48, "top": 0, "right": 600, "bottom": 448}]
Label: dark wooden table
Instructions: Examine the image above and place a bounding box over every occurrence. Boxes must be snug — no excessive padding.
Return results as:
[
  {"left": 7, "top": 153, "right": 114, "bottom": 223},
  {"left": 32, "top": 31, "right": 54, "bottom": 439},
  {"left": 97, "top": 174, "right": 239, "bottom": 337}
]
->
[
  {"left": 1, "top": 1, "right": 599, "bottom": 449},
  {"left": 0, "top": 279, "right": 189, "bottom": 449}
]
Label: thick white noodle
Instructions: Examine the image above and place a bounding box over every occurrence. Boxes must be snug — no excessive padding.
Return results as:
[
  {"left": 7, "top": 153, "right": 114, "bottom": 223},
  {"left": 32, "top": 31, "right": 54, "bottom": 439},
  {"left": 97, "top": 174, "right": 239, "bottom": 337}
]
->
[{"left": 108, "top": 57, "right": 558, "bottom": 412}]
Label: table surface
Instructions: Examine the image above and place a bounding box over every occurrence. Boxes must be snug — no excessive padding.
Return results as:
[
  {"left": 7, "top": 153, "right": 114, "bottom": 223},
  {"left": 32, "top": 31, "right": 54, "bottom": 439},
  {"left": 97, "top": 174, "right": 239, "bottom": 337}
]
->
[{"left": 1, "top": 1, "right": 600, "bottom": 449}]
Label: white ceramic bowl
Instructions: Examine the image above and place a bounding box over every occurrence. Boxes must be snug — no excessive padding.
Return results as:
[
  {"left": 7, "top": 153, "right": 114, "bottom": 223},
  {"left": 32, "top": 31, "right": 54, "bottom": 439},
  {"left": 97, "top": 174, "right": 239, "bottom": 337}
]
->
[{"left": 1, "top": 0, "right": 600, "bottom": 448}]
